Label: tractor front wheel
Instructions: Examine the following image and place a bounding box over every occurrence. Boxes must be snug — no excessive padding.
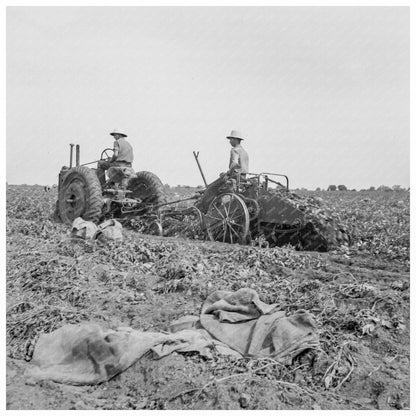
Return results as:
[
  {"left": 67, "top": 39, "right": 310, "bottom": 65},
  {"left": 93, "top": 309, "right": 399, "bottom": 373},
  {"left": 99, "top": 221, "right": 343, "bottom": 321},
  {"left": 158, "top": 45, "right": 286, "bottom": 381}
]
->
[{"left": 58, "top": 166, "right": 103, "bottom": 224}]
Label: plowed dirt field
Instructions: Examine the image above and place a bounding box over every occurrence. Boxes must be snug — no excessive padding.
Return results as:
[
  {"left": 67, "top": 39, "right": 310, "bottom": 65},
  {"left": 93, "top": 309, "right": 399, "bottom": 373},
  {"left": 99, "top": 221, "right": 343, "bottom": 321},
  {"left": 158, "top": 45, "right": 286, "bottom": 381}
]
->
[{"left": 6, "top": 185, "right": 410, "bottom": 410}]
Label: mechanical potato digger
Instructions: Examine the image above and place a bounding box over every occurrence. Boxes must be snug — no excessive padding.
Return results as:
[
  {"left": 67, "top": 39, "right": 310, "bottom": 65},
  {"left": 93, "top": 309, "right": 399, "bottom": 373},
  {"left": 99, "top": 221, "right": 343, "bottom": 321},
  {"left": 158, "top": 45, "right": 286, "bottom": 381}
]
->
[
  {"left": 190, "top": 152, "right": 350, "bottom": 251},
  {"left": 55, "top": 144, "right": 350, "bottom": 252}
]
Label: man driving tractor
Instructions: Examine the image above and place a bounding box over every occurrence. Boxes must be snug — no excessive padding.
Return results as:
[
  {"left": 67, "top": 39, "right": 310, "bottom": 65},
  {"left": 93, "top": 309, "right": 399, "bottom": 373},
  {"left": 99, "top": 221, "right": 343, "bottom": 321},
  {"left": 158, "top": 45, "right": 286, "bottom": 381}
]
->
[{"left": 97, "top": 128, "right": 135, "bottom": 188}]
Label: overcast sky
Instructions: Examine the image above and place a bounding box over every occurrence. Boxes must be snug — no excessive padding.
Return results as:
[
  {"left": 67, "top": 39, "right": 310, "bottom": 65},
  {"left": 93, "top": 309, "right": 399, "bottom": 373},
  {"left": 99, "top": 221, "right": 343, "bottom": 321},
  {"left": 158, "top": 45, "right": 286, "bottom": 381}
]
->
[{"left": 6, "top": 6, "right": 409, "bottom": 189}]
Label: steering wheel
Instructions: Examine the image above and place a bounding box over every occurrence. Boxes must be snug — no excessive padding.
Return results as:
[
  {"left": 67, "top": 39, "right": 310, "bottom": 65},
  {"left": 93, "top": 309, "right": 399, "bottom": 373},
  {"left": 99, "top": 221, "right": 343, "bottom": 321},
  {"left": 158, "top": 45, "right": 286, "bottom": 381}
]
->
[{"left": 100, "top": 148, "right": 114, "bottom": 161}]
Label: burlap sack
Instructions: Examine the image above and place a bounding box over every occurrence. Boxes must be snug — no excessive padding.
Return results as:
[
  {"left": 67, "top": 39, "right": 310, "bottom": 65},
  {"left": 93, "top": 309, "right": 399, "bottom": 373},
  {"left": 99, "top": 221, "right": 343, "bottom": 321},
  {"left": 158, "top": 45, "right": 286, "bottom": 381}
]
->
[
  {"left": 70, "top": 218, "right": 98, "bottom": 240},
  {"left": 95, "top": 219, "right": 123, "bottom": 242}
]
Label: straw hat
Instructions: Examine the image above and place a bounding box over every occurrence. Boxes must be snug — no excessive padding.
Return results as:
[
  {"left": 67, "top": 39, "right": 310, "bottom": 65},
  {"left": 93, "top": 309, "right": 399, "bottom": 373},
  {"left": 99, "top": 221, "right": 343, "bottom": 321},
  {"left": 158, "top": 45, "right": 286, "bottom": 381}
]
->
[
  {"left": 110, "top": 129, "right": 127, "bottom": 138},
  {"left": 226, "top": 130, "right": 244, "bottom": 141}
]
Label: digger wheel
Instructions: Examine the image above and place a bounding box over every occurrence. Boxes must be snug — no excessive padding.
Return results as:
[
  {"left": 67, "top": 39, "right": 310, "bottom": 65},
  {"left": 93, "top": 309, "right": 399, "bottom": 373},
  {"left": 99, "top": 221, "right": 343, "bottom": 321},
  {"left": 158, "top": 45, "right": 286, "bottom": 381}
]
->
[
  {"left": 58, "top": 166, "right": 103, "bottom": 225},
  {"left": 205, "top": 193, "right": 250, "bottom": 244},
  {"left": 127, "top": 171, "right": 166, "bottom": 210}
]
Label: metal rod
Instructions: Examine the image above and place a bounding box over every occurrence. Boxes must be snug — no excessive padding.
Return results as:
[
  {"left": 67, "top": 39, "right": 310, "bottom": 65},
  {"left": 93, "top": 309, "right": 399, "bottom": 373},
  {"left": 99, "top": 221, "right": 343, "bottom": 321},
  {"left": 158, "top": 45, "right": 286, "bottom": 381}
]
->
[
  {"left": 193, "top": 151, "right": 208, "bottom": 187},
  {"left": 80, "top": 160, "right": 101, "bottom": 167},
  {"left": 119, "top": 195, "right": 200, "bottom": 215},
  {"left": 69, "top": 143, "right": 74, "bottom": 168},
  {"left": 152, "top": 195, "right": 200, "bottom": 209},
  {"left": 76, "top": 144, "right": 80, "bottom": 167}
]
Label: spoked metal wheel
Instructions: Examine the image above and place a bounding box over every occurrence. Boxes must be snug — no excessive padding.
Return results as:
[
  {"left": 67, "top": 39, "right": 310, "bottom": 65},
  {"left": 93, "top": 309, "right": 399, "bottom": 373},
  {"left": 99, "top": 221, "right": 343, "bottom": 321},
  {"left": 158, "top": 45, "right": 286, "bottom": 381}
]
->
[{"left": 205, "top": 193, "right": 250, "bottom": 244}]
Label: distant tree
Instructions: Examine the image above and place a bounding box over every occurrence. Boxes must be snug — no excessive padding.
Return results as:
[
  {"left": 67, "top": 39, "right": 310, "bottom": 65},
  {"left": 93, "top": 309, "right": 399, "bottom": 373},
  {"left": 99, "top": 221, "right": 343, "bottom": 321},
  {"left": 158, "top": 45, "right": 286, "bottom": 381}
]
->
[
  {"left": 315, "top": 187, "right": 321, "bottom": 191},
  {"left": 377, "top": 185, "right": 393, "bottom": 192},
  {"left": 327, "top": 185, "right": 337, "bottom": 191},
  {"left": 351, "top": 189, "right": 357, "bottom": 192},
  {"left": 392, "top": 185, "right": 403, "bottom": 191},
  {"left": 368, "top": 186, "right": 375, "bottom": 191},
  {"left": 338, "top": 185, "right": 347, "bottom": 191}
]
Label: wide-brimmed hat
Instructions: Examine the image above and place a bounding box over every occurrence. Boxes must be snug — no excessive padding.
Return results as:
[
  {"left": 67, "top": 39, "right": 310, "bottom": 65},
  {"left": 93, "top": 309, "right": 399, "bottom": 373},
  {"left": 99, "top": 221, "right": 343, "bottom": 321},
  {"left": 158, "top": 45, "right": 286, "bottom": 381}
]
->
[
  {"left": 226, "top": 130, "right": 244, "bottom": 141},
  {"left": 110, "top": 129, "right": 127, "bottom": 138}
]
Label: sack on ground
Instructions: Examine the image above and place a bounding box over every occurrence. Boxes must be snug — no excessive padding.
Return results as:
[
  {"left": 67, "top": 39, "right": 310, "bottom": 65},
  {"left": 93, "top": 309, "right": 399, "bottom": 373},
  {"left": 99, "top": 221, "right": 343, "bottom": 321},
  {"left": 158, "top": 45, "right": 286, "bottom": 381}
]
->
[
  {"left": 95, "top": 219, "right": 123, "bottom": 242},
  {"left": 70, "top": 218, "right": 98, "bottom": 240}
]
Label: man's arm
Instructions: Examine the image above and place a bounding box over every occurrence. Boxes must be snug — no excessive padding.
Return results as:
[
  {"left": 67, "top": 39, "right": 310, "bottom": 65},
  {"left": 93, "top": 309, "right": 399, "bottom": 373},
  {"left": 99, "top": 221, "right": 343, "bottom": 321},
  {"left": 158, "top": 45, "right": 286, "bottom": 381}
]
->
[
  {"left": 111, "top": 140, "right": 119, "bottom": 162},
  {"left": 228, "top": 148, "right": 240, "bottom": 173}
]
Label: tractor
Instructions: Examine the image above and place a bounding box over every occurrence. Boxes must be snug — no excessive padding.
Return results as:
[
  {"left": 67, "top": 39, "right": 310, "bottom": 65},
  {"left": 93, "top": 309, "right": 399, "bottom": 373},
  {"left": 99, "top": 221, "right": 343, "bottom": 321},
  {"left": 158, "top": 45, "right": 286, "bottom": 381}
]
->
[{"left": 55, "top": 144, "right": 166, "bottom": 225}]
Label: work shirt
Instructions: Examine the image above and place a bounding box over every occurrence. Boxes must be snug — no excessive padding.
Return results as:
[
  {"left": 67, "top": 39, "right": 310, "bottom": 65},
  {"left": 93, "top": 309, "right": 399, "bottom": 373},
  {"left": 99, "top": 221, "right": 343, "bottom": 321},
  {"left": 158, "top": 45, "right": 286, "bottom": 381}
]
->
[
  {"left": 114, "top": 137, "right": 134, "bottom": 163},
  {"left": 229, "top": 144, "right": 249, "bottom": 174}
]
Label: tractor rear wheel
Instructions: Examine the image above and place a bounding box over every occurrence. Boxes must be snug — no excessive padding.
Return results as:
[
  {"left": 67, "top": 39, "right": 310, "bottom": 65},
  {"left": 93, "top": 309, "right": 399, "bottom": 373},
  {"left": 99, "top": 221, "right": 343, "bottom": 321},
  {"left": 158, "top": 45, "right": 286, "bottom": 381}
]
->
[
  {"left": 127, "top": 171, "right": 166, "bottom": 209},
  {"left": 58, "top": 166, "right": 103, "bottom": 224}
]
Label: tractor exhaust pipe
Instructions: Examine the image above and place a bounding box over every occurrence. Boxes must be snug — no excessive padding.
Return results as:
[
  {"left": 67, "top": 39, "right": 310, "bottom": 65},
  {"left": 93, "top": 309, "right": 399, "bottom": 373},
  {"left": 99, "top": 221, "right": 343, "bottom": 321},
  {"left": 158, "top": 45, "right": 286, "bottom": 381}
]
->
[
  {"left": 69, "top": 143, "right": 74, "bottom": 168},
  {"left": 76, "top": 144, "right": 80, "bottom": 167}
]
